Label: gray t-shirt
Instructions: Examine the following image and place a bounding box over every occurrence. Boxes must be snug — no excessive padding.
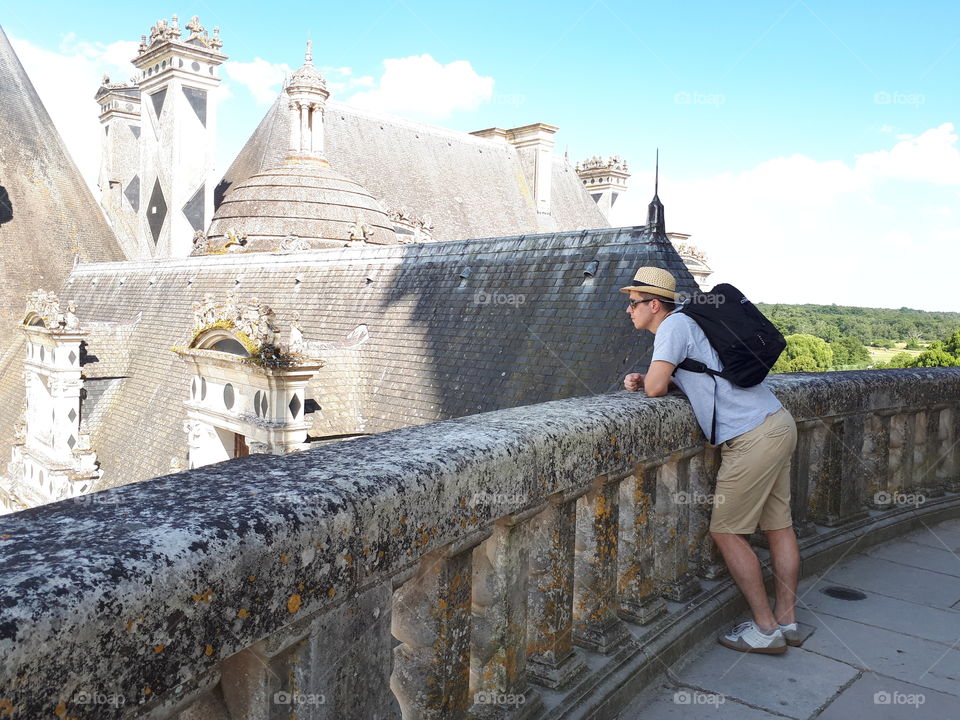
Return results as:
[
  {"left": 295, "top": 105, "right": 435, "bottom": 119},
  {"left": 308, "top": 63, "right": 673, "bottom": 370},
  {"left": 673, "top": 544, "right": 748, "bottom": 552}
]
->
[{"left": 650, "top": 312, "right": 782, "bottom": 445}]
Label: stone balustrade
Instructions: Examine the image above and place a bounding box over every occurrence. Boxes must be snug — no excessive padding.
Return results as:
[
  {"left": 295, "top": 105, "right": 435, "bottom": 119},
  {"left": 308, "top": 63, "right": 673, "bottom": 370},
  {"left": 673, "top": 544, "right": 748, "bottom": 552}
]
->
[{"left": 2, "top": 369, "right": 960, "bottom": 720}]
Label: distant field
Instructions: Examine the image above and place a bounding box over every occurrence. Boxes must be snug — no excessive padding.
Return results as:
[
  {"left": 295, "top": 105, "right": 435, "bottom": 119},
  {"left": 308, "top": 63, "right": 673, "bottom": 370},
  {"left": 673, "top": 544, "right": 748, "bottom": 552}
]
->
[{"left": 866, "top": 344, "right": 924, "bottom": 363}]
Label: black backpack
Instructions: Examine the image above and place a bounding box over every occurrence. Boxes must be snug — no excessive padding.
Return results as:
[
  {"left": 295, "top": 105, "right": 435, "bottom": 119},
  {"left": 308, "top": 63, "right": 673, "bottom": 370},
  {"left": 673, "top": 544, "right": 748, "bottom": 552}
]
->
[{"left": 672, "top": 283, "right": 786, "bottom": 443}]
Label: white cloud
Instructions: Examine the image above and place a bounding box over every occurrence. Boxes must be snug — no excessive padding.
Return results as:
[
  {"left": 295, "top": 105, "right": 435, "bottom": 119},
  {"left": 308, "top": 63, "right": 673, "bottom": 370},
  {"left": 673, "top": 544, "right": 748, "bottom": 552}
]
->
[
  {"left": 610, "top": 124, "right": 960, "bottom": 311},
  {"left": 344, "top": 54, "right": 494, "bottom": 119},
  {"left": 856, "top": 123, "right": 960, "bottom": 184},
  {"left": 223, "top": 57, "right": 291, "bottom": 105}
]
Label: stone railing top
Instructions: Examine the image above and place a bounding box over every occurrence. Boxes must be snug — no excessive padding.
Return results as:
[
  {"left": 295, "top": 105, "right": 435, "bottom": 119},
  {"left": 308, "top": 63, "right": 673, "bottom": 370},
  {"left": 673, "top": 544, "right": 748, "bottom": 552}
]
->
[{"left": 1, "top": 368, "right": 959, "bottom": 717}]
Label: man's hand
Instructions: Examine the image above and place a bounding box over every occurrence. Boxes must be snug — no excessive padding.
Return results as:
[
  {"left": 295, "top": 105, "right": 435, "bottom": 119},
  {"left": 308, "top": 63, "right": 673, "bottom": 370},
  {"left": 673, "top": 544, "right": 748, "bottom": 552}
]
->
[{"left": 624, "top": 373, "right": 644, "bottom": 392}]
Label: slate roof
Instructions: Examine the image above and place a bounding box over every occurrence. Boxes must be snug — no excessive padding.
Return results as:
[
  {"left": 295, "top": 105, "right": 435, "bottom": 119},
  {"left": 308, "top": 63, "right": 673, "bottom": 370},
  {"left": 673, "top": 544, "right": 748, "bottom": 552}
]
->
[
  {"left": 56, "top": 226, "right": 694, "bottom": 488},
  {"left": 217, "top": 96, "right": 609, "bottom": 242},
  {"left": 0, "top": 25, "right": 126, "bottom": 476}
]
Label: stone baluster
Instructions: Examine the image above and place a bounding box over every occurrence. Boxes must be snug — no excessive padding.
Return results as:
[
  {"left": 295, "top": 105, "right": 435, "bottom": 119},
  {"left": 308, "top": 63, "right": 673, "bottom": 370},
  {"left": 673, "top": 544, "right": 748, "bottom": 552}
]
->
[
  {"left": 937, "top": 405, "right": 960, "bottom": 492},
  {"left": 811, "top": 415, "right": 869, "bottom": 526},
  {"left": 919, "top": 408, "right": 946, "bottom": 497},
  {"left": 526, "top": 491, "right": 586, "bottom": 688},
  {"left": 653, "top": 449, "right": 702, "bottom": 601},
  {"left": 912, "top": 410, "right": 932, "bottom": 497},
  {"left": 217, "top": 583, "right": 398, "bottom": 720},
  {"left": 863, "top": 410, "right": 892, "bottom": 508},
  {"left": 392, "top": 532, "right": 488, "bottom": 720},
  {"left": 572, "top": 475, "right": 632, "bottom": 654},
  {"left": 887, "top": 410, "right": 916, "bottom": 503},
  {"left": 470, "top": 506, "right": 544, "bottom": 718},
  {"left": 687, "top": 445, "right": 727, "bottom": 579},
  {"left": 617, "top": 461, "right": 667, "bottom": 624},
  {"left": 793, "top": 419, "right": 834, "bottom": 533}
]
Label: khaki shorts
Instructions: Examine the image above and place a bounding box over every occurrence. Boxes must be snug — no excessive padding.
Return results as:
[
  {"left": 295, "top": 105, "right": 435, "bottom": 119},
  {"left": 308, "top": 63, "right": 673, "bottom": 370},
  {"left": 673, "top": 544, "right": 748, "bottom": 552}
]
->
[{"left": 709, "top": 407, "right": 798, "bottom": 534}]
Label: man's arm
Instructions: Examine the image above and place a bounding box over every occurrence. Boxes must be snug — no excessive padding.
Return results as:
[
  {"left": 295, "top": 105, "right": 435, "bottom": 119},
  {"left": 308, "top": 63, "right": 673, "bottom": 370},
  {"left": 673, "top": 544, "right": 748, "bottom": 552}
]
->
[{"left": 643, "top": 360, "right": 676, "bottom": 397}]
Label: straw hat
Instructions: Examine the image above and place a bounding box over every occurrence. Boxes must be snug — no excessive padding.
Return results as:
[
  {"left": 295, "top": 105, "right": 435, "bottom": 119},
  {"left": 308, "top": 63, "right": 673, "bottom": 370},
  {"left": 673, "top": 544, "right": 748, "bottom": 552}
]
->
[{"left": 619, "top": 266, "right": 678, "bottom": 301}]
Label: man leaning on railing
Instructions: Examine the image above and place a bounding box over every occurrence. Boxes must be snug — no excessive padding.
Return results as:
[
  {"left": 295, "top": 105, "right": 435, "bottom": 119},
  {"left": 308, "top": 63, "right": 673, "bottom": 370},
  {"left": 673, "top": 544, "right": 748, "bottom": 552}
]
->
[{"left": 621, "top": 266, "right": 801, "bottom": 654}]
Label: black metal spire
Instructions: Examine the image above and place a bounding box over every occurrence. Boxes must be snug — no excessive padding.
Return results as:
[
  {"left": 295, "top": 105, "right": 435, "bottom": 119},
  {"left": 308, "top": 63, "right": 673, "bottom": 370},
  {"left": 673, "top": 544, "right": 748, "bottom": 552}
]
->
[{"left": 647, "top": 149, "right": 665, "bottom": 235}]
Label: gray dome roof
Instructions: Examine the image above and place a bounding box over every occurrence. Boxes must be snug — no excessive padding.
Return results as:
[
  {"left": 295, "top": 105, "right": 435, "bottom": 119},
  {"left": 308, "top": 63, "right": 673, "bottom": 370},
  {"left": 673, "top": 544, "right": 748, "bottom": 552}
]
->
[{"left": 207, "top": 157, "right": 398, "bottom": 251}]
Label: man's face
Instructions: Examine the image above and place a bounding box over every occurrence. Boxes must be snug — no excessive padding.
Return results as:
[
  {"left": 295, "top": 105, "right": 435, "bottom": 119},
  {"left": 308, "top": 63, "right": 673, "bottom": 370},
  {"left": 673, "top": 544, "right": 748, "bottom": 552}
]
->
[{"left": 626, "top": 290, "right": 658, "bottom": 331}]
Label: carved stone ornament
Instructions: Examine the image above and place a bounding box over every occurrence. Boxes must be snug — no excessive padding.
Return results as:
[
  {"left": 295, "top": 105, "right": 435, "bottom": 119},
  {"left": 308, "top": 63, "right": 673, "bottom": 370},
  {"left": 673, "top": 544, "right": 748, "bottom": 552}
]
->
[
  {"left": 388, "top": 206, "right": 434, "bottom": 243},
  {"left": 674, "top": 242, "right": 708, "bottom": 264},
  {"left": 223, "top": 229, "right": 248, "bottom": 252},
  {"left": 279, "top": 235, "right": 311, "bottom": 251},
  {"left": 192, "top": 230, "right": 211, "bottom": 254},
  {"left": 12, "top": 408, "right": 26, "bottom": 444},
  {"left": 191, "top": 292, "right": 279, "bottom": 351},
  {"left": 348, "top": 219, "right": 372, "bottom": 242},
  {"left": 24, "top": 290, "right": 80, "bottom": 331},
  {"left": 575, "top": 154, "right": 629, "bottom": 173}
]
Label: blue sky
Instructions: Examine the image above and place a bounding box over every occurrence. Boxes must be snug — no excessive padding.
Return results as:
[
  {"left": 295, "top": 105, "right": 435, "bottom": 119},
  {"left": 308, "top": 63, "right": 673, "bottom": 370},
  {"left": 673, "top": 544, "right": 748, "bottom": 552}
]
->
[{"left": 3, "top": 1, "right": 959, "bottom": 311}]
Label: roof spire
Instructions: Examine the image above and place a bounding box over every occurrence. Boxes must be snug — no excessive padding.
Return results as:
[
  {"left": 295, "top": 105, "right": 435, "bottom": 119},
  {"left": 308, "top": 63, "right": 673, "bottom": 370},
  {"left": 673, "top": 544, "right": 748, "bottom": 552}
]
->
[
  {"left": 647, "top": 149, "right": 665, "bottom": 236},
  {"left": 304, "top": 39, "right": 313, "bottom": 65},
  {"left": 654, "top": 148, "right": 659, "bottom": 196}
]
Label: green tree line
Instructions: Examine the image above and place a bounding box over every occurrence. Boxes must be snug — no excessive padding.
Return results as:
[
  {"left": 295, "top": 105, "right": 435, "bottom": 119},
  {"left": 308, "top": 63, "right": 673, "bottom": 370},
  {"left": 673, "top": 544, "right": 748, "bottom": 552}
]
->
[{"left": 757, "top": 304, "right": 960, "bottom": 373}]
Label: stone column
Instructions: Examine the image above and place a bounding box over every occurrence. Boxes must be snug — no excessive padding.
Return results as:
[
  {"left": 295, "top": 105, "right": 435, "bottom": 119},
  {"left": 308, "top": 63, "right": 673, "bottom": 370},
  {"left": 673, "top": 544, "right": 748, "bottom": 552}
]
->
[
  {"left": 470, "top": 507, "right": 543, "bottom": 718},
  {"left": 863, "top": 411, "right": 892, "bottom": 508},
  {"left": 299, "top": 104, "right": 310, "bottom": 154},
  {"left": 937, "top": 406, "right": 960, "bottom": 492},
  {"left": 572, "top": 476, "right": 631, "bottom": 654},
  {"left": 617, "top": 462, "right": 667, "bottom": 624},
  {"left": 809, "top": 416, "right": 869, "bottom": 526},
  {"left": 392, "top": 533, "right": 486, "bottom": 720},
  {"left": 887, "top": 410, "right": 916, "bottom": 500},
  {"left": 687, "top": 446, "right": 727, "bottom": 579},
  {"left": 792, "top": 419, "right": 826, "bottom": 534},
  {"left": 288, "top": 102, "right": 301, "bottom": 154},
  {"left": 920, "top": 408, "right": 945, "bottom": 497},
  {"left": 526, "top": 492, "right": 586, "bottom": 689},
  {"left": 654, "top": 450, "right": 701, "bottom": 601}
]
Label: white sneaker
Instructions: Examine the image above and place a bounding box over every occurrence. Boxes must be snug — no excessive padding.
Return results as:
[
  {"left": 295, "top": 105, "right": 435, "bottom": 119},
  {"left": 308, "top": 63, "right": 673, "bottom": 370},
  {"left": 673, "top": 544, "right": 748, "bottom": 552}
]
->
[
  {"left": 718, "top": 620, "right": 787, "bottom": 654},
  {"left": 778, "top": 622, "right": 801, "bottom": 646}
]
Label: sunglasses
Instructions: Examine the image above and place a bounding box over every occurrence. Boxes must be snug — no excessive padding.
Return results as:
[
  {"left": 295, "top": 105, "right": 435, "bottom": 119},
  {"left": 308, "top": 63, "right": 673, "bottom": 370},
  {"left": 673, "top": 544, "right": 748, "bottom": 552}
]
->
[{"left": 627, "top": 298, "right": 657, "bottom": 309}]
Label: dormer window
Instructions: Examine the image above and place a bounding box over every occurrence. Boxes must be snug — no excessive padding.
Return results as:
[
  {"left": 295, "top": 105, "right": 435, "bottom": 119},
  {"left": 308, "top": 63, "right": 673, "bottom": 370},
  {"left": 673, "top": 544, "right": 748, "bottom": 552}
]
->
[{"left": 210, "top": 338, "right": 248, "bottom": 356}]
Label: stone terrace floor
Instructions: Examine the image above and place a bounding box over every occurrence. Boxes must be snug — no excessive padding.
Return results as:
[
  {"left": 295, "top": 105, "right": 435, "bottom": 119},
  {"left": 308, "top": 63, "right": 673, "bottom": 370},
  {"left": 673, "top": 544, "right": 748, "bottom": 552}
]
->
[{"left": 617, "top": 518, "right": 960, "bottom": 720}]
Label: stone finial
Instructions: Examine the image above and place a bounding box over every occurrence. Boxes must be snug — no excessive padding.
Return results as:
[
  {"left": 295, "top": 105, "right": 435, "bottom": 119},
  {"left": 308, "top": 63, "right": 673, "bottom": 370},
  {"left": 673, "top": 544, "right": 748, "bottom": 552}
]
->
[
  {"left": 185, "top": 16, "right": 204, "bottom": 39},
  {"left": 305, "top": 39, "right": 313, "bottom": 65}
]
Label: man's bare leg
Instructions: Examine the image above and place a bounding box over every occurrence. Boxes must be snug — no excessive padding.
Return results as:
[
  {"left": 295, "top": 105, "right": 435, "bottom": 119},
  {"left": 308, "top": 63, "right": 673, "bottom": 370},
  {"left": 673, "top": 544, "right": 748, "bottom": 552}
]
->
[
  {"left": 710, "top": 531, "right": 777, "bottom": 631},
  {"left": 765, "top": 526, "right": 800, "bottom": 625}
]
